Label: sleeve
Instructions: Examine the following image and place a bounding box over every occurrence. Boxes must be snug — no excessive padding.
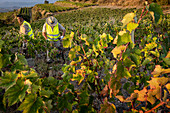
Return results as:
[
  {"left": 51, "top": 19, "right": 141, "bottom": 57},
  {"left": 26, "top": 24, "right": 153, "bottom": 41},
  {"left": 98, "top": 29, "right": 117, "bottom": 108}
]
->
[
  {"left": 42, "top": 23, "right": 46, "bottom": 33},
  {"left": 58, "top": 23, "right": 65, "bottom": 31}
]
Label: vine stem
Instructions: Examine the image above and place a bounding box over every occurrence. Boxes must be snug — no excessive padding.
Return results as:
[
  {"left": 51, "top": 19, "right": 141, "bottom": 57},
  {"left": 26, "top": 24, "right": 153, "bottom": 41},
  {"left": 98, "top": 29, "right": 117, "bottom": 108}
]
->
[
  {"left": 137, "top": 9, "right": 149, "bottom": 24},
  {"left": 145, "top": 101, "right": 167, "bottom": 113},
  {"left": 119, "top": 42, "right": 130, "bottom": 61}
]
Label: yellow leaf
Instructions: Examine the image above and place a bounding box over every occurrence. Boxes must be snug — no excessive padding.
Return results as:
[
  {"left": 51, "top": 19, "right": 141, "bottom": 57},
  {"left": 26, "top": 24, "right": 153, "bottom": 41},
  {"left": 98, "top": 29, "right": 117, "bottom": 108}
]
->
[
  {"left": 116, "top": 95, "right": 124, "bottom": 102},
  {"left": 147, "top": 77, "right": 159, "bottom": 89},
  {"left": 147, "top": 92, "right": 156, "bottom": 104},
  {"left": 124, "top": 93, "right": 138, "bottom": 102},
  {"left": 150, "top": 11, "right": 155, "bottom": 22},
  {"left": 111, "top": 45, "right": 126, "bottom": 58},
  {"left": 70, "top": 61, "right": 77, "bottom": 66},
  {"left": 25, "top": 79, "right": 32, "bottom": 94},
  {"left": 100, "top": 33, "right": 107, "bottom": 38},
  {"left": 121, "top": 13, "right": 135, "bottom": 27},
  {"left": 165, "top": 51, "right": 170, "bottom": 58},
  {"left": 166, "top": 83, "right": 170, "bottom": 92},
  {"left": 157, "top": 77, "right": 169, "bottom": 85},
  {"left": 108, "top": 34, "right": 113, "bottom": 41},
  {"left": 112, "top": 64, "right": 117, "bottom": 74},
  {"left": 119, "top": 31, "right": 127, "bottom": 36},
  {"left": 134, "top": 87, "right": 147, "bottom": 102},
  {"left": 151, "top": 65, "right": 162, "bottom": 76},
  {"left": 113, "top": 36, "right": 118, "bottom": 44},
  {"left": 70, "top": 31, "right": 74, "bottom": 38},
  {"left": 162, "top": 68, "right": 170, "bottom": 75}
]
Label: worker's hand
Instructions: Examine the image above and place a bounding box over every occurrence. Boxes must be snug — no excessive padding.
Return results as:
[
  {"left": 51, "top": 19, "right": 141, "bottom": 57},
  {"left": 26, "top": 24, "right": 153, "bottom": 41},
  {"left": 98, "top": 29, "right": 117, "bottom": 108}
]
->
[{"left": 60, "top": 36, "right": 64, "bottom": 39}]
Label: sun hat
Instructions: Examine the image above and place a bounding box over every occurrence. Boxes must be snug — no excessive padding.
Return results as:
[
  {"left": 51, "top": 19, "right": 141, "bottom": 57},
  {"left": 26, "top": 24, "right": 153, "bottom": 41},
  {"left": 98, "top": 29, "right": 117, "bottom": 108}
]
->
[{"left": 46, "top": 16, "right": 58, "bottom": 26}]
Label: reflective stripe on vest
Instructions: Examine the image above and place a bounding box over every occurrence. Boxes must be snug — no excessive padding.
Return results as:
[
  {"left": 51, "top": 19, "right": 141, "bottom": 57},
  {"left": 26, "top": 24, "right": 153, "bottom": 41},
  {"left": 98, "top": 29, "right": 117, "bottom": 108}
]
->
[
  {"left": 21, "top": 21, "right": 34, "bottom": 39},
  {"left": 46, "top": 22, "right": 60, "bottom": 41}
]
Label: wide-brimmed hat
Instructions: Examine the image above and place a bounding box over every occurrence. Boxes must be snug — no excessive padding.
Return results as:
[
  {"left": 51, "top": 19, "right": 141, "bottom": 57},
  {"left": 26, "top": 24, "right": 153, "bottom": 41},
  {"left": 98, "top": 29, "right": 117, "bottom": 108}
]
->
[{"left": 46, "top": 16, "right": 58, "bottom": 26}]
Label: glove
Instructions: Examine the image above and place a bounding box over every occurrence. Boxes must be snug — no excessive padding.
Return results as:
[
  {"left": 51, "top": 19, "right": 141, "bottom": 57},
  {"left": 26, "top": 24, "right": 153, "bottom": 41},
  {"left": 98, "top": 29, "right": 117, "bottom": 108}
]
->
[{"left": 60, "top": 36, "right": 64, "bottom": 39}]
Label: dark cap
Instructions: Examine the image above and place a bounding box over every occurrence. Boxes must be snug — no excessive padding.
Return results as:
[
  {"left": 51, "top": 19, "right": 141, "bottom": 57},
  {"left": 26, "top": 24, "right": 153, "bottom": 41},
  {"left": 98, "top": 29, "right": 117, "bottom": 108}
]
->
[{"left": 16, "top": 14, "right": 23, "bottom": 18}]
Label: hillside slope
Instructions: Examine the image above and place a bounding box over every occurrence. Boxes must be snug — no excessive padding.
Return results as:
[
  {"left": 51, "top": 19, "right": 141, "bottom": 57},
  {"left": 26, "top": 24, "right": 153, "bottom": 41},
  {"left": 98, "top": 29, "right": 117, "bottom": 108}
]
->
[{"left": 69, "top": 0, "right": 169, "bottom": 6}]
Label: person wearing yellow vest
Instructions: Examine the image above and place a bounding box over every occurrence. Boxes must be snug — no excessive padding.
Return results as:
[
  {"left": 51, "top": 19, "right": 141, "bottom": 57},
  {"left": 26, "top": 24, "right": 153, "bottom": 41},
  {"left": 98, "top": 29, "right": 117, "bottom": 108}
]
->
[
  {"left": 17, "top": 15, "right": 34, "bottom": 39},
  {"left": 17, "top": 15, "right": 34, "bottom": 54},
  {"left": 42, "top": 16, "right": 66, "bottom": 63}
]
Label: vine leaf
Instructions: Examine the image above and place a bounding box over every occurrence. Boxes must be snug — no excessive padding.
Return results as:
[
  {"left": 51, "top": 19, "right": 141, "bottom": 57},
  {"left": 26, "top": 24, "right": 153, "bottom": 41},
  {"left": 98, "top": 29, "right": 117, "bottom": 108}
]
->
[
  {"left": 142, "top": 57, "right": 153, "bottom": 66},
  {"left": 111, "top": 45, "right": 126, "bottom": 58},
  {"left": 63, "top": 33, "right": 73, "bottom": 48},
  {"left": 18, "top": 94, "right": 43, "bottom": 113},
  {"left": 70, "top": 56, "right": 82, "bottom": 66},
  {"left": 147, "top": 91, "right": 156, "bottom": 104},
  {"left": 151, "top": 65, "right": 170, "bottom": 77},
  {"left": 127, "top": 22, "right": 138, "bottom": 33},
  {"left": 149, "top": 3, "right": 163, "bottom": 23},
  {"left": 19, "top": 69, "right": 38, "bottom": 78},
  {"left": 116, "top": 95, "right": 124, "bottom": 102},
  {"left": 69, "top": 48, "right": 76, "bottom": 60},
  {"left": 130, "top": 53, "right": 140, "bottom": 65},
  {"left": 40, "top": 90, "right": 53, "bottom": 98},
  {"left": 100, "top": 98, "right": 116, "bottom": 113},
  {"left": 100, "top": 85, "right": 108, "bottom": 96},
  {"left": 0, "top": 54, "right": 3, "bottom": 69},
  {"left": 134, "top": 87, "right": 147, "bottom": 102},
  {"left": 121, "top": 13, "right": 135, "bottom": 27},
  {"left": 0, "top": 40, "right": 4, "bottom": 52},
  {"left": 72, "top": 69, "right": 85, "bottom": 85},
  {"left": 108, "top": 77, "right": 121, "bottom": 96},
  {"left": 5, "top": 79, "right": 29, "bottom": 106},
  {"left": 43, "top": 100, "right": 53, "bottom": 113},
  {"left": 117, "top": 31, "right": 131, "bottom": 46},
  {"left": 116, "top": 61, "right": 131, "bottom": 78},
  {"left": 79, "top": 90, "right": 89, "bottom": 105},
  {"left": 165, "top": 83, "right": 170, "bottom": 92},
  {"left": 0, "top": 71, "right": 18, "bottom": 91}
]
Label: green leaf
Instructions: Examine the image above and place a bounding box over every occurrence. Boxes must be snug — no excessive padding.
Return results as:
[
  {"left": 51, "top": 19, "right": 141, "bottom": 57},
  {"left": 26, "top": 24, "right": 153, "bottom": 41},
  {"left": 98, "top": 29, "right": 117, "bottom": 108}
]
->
[
  {"left": 0, "top": 54, "right": 3, "bottom": 69},
  {"left": 72, "top": 71, "right": 84, "bottom": 85},
  {"left": 0, "top": 71, "right": 18, "bottom": 91},
  {"left": 127, "top": 22, "right": 138, "bottom": 33},
  {"left": 149, "top": 3, "right": 163, "bottom": 23},
  {"left": 162, "top": 58, "right": 170, "bottom": 65},
  {"left": 62, "top": 35, "right": 72, "bottom": 48},
  {"left": 130, "top": 54, "right": 140, "bottom": 65},
  {"left": 92, "top": 44, "right": 99, "bottom": 57},
  {"left": 0, "top": 40, "right": 4, "bottom": 52},
  {"left": 121, "top": 13, "right": 135, "bottom": 27},
  {"left": 117, "top": 31, "right": 131, "bottom": 46},
  {"left": 74, "top": 45, "right": 81, "bottom": 52},
  {"left": 124, "top": 58, "right": 134, "bottom": 69},
  {"left": 69, "top": 48, "right": 76, "bottom": 60},
  {"left": 142, "top": 57, "right": 153, "bottom": 66},
  {"left": 5, "top": 79, "right": 28, "bottom": 106},
  {"left": 43, "top": 100, "right": 53, "bottom": 112},
  {"left": 17, "top": 54, "right": 28, "bottom": 65},
  {"left": 79, "top": 90, "right": 89, "bottom": 105},
  {"left": 116, "top": 61, "right": 131, "bottom": 78},
  {"left": 40, "top": 89, "right": 53, "bottom": 98},
  {"left": 100, "top": 98, "right": 116, "bottom": 113},
  {"left": 21, "top": 69, "right": 38, "bottom": 79},
  {"left": 1, "top": 54, "right": 12, "bottom": 68},
  {"left": 18, "top": 94, "right": 43, "bottom": 113}
]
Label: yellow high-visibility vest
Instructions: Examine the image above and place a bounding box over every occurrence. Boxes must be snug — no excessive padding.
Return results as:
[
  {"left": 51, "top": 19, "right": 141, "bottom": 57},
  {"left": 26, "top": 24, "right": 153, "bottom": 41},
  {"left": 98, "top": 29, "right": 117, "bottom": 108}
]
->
[
  {"left": 46, "top": 22, "right": 60, "bottom": 41},
  {"left": 20, "top": 21, "right": 34, "bottom": 39}
]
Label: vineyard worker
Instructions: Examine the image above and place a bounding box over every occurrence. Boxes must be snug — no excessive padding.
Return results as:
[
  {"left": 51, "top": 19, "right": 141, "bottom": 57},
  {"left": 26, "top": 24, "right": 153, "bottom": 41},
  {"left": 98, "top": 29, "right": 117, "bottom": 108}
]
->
[
  {"left": 42, "top": 16, "right": 66, "bottom": 63},
  {"left": 17, "top": 14, "right": 34, "bottom": 53}
]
